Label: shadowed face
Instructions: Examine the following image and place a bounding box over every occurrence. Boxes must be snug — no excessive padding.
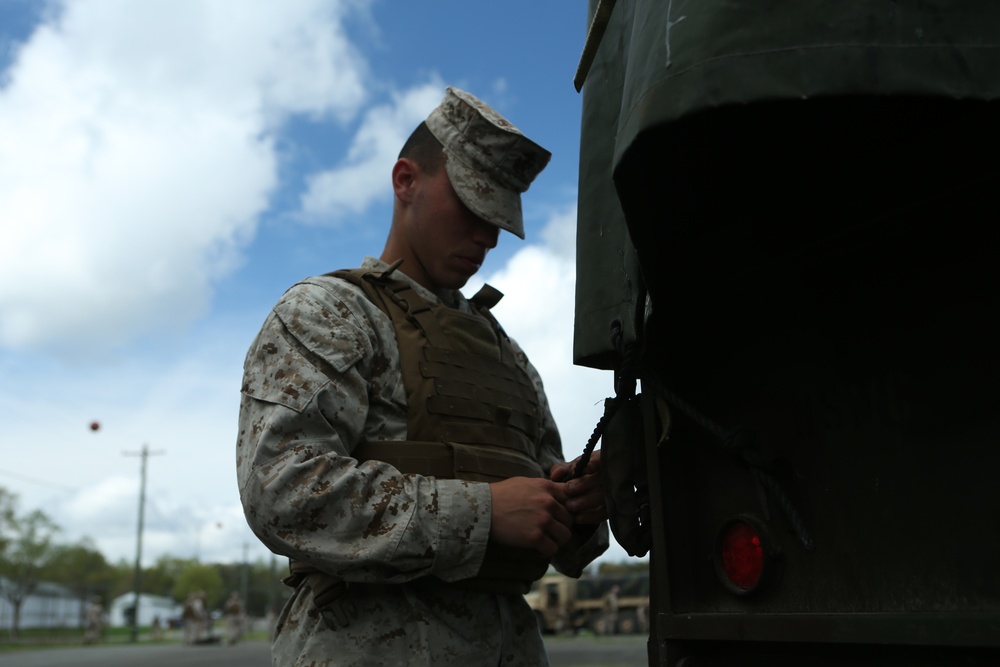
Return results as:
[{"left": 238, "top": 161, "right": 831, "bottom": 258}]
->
[{"left": 388, "top": 159, "right": 501, "bottom": 291}]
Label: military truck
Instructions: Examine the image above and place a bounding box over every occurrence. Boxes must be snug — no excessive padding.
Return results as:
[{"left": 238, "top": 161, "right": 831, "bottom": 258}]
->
[
  {"left": 526, "top": 571, "right": 650, "bottom": 635},
  {"left": 572, "top": 1, "right": 1000, "bottom": 665}
]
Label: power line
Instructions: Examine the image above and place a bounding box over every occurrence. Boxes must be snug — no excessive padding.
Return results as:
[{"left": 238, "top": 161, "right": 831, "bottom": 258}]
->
[{"left": 0, "top": 468, "right": 76, "bottom": 493}]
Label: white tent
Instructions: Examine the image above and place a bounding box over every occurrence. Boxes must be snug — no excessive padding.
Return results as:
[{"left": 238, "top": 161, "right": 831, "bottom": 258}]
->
[{"left": 108, "top": 592, "right": 182, "bottom": 628}]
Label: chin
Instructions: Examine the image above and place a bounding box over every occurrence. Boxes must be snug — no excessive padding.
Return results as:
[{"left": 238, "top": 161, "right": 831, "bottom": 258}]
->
[{"left": 437, "top": 271, "right": 473, "bottom": 291}]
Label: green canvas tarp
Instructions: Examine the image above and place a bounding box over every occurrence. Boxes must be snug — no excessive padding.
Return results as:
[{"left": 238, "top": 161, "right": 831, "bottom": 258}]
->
[{"left": 574, "top": 0, "right": 1000, "bottom": 366}]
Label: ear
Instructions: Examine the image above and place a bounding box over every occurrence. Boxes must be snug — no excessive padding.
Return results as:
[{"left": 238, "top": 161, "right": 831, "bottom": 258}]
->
[{"left": 392, "top": 158, "right": 419, "bottom": 204}]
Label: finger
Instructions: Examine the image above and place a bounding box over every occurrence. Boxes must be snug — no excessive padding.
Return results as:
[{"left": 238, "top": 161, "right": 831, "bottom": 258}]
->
[
  {"left": 567, "top": 485, "right": 606, "bottom": 514},
  {"left": 572, "top": 506, "right": 609, "bottom": 525},
  {"left": 557, "top": 451, "right": 602, "bottom": 482},
  {"left": 545, "top": 480, "right": 570, "bottom": 505},
  {"left": 566, "top": 474, "right": 600, "bottom": 498},
  {"left": 547, "top": 519, "right": 574, "bottom": 546},
  {"left": 549, "top": 498, "right": 575, "bottom": 529},
  {"left": 567, "top": 495, "right": 604, "bottom": 518},
  {"left": 536, "top": 535, "right": 560, "bottom": 557},
  {"left": 534, "top": 518, "right": 574, "bottom": 556},
  {"left": 579, "top": 449, "right": 602, "bottom": 475},
  {"left": 548, "top": 461, "right": 573, "bottom": 482}
]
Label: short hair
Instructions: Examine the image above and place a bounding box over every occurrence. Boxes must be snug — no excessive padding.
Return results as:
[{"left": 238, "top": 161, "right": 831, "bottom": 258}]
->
[{"left": 398, "top": 121, "right": 444, "bottom": 174}]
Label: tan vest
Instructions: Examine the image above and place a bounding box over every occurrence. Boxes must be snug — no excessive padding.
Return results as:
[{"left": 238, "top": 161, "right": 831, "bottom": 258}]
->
[
  {"left": 331, "top": 264, "right": 551, "bottom": 592},
  {"left": 284, "top": 265, "right": 555, "bottom": 625}
]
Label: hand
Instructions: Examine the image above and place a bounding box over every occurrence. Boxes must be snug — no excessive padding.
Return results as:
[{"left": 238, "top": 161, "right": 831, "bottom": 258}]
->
[
  {"left": 488, "top": 477, "right": 574, "bottom": 557},
  {"left": 549, "top": 450, "right": 608, "bottom": 525}
]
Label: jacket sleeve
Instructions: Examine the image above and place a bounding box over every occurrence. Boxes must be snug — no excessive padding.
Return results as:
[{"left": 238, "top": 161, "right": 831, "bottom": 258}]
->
[{"left": 236, "top": 279, "right": 492, "bottom": 584}]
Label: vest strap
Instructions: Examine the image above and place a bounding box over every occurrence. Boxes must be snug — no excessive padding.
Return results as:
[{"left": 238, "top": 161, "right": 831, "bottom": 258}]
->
[{"left": 352, "top": 440, "right": 543, "bottom": 482}]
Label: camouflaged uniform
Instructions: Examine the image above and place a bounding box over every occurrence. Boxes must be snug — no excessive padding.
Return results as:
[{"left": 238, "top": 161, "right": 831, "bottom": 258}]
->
[{"left": 237, "top": 257, "right": 608, "bottom": 666}]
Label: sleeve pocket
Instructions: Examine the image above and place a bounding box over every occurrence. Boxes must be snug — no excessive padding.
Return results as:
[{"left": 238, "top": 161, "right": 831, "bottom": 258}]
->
[{"left": 241, "top": 288, "right": 369, "bottom": 413}]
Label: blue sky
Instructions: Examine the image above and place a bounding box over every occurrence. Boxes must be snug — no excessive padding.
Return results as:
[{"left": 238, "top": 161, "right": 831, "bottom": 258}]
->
[{"left": 0, "top": 0, "right": 636, "bottom": 568}]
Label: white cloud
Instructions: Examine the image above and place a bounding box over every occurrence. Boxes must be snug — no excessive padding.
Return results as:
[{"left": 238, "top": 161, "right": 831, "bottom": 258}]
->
[
  {"left": 299, "top": 79, "right": 446, "bottom": 222},
  {"left": 0, "top": 0, "right": 372, "bottom": 354},
  {"left": 538, "top": 206, "right": 578, "bottom": 261},
  {"left": 0, "top": 314, "right": 273, "bottom": 567},
  {"left": 62, "top": 476, "right": 137, "bottom": 524}
]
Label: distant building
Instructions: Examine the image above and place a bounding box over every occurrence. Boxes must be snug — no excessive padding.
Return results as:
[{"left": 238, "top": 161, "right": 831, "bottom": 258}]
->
[
  {"left": 0, "top": 578, "right": 82, "bottom": 630},
  {"left": 108, "top": 592, "right": 182, "bottom": 628}
]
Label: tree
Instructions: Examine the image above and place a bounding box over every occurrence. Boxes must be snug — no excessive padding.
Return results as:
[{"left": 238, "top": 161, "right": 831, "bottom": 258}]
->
[
  {"left": 173, "top": 563, "right": 224, "bottom": 610},
  {"left": 110, "top": 558, "right": 137, "bottom": 600},
  {"left": 0, "top": 489, "right": 60, "bottom": 638},
  {"left": 43, "top": 539, "right": 118, "bottom": 612},
  {"left": 143, "top": 555, "right": 196, "bottom": 598},
  {"left": 0, "top": 490, "right": 12, "bottom": 553},
  {"left": 216, "top": 557, "right": 287, "bottom": 617}
]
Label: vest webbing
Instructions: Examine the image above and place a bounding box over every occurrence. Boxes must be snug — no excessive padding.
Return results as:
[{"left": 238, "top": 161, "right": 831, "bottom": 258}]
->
[
  {"left": 340, "top": 266, "right": 543, "bottom": 459},
  {"left": 287, "top": 265, "right": 551, "bottom": 606}
]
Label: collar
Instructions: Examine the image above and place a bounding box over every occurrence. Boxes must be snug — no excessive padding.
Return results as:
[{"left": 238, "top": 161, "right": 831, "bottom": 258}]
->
[{"left": 360, "top": 256, "right": 468, "bottom": 311}]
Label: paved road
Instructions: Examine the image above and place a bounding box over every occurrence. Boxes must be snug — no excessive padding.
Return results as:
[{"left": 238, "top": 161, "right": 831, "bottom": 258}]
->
[
  {"left": 1, "top": 636, "right": 648, "bottom": 666},
  {"left": 547, "top": 635, "right": 649, "bottom": 666},
  {"left": 1, "top": 641, "right": 270, "bottom": 667}
]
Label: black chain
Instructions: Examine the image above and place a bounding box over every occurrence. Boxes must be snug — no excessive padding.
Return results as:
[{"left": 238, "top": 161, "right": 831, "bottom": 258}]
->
[{"left": 571, "top": 321, "right": 638, "bottom": 480}]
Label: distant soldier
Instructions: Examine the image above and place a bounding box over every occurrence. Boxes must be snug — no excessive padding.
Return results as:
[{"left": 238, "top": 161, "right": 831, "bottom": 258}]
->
[
  {"left": 637, "top": 599, "right": 650, "bottom": 635},
  {"left": 195, "top": 590, "right": 211, "bottom": 641},
  {"left": 224, "top": 591, "right": 245, "bottom": 645},
  {"left": 83, "top": 595, "right": 105, "bottom": 644},
  {"left": 602, "top": 585, "right": 620, "bottom": 635},
  {"left": 181, "top": 591, "right": 203, "bottom": 644},
  {"left": 150, "top": 614, "right": 164, "bottom": 641}
]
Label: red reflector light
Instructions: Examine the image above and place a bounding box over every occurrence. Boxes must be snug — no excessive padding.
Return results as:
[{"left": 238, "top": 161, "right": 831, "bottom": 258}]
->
[{"left": 720, "top": 520, "right": 764, "bottom": 592}]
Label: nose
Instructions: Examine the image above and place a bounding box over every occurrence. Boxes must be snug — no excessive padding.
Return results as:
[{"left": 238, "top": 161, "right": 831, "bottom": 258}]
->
[{"left": 471, "top": 216, "right": 500, "bottom": 249}]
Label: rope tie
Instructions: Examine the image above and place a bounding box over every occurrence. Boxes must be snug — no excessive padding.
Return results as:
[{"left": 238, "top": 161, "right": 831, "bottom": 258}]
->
[
  {"left": 569, "top": 321, "right": 813, "bottom": 551},
  {"left": 660, "top": 383, "right": 815, "bottom": 552}
]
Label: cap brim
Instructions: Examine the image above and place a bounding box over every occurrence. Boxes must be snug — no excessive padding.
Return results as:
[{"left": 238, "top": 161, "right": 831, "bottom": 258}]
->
[{"left": 443, "top": 150, "right": 525, "bottom": 240}]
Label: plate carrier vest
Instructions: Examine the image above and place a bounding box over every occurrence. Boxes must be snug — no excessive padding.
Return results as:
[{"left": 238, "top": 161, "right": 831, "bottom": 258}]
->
[{"left": 285, "top": 262, "right": 553, "bottom": 627}]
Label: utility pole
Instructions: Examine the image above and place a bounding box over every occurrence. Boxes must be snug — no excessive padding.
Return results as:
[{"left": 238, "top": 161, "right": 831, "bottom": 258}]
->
[{"left": 123, "top": 444, "right": 164, "bottom": 643}]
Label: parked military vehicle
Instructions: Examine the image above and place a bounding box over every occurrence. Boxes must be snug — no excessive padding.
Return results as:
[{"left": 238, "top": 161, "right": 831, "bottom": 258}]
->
[
  {"left": 573, "top": 1, "right": 1000, "bottom": 665},
  {"left": 526, "top": 571, "right": 650, "bottom": 635}
]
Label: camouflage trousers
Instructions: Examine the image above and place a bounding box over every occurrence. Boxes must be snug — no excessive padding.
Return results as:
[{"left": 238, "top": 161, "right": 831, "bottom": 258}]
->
[{"left": 272, "top": 577, "right": 549, "bottom": 667}]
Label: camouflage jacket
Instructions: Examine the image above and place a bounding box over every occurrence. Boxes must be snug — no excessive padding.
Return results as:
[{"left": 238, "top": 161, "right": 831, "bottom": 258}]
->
[{"left": 237, "top": 257, "right": 608, "bottom": 665}]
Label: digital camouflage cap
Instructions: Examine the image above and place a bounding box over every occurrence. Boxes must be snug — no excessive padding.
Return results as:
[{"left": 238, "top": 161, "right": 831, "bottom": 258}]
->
[{"left": 424, "top": 87, "right": 551, "bottom": 240}]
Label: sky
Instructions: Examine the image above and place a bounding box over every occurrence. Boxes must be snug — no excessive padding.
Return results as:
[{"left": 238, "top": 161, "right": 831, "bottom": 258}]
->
[{"left": 0, "top": 0, "right": 641, "bottom": 570}]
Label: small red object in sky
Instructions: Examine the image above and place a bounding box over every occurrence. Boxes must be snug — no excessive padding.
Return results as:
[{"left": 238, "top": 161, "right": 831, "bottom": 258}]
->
[{"left": 89, "top": 421, "right": 101, "bottom": 431}]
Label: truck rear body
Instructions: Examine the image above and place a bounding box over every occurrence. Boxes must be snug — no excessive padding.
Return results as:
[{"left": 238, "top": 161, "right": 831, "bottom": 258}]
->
[{"left": 573, "top": 2, "right": 1000, "bottom": 664}]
